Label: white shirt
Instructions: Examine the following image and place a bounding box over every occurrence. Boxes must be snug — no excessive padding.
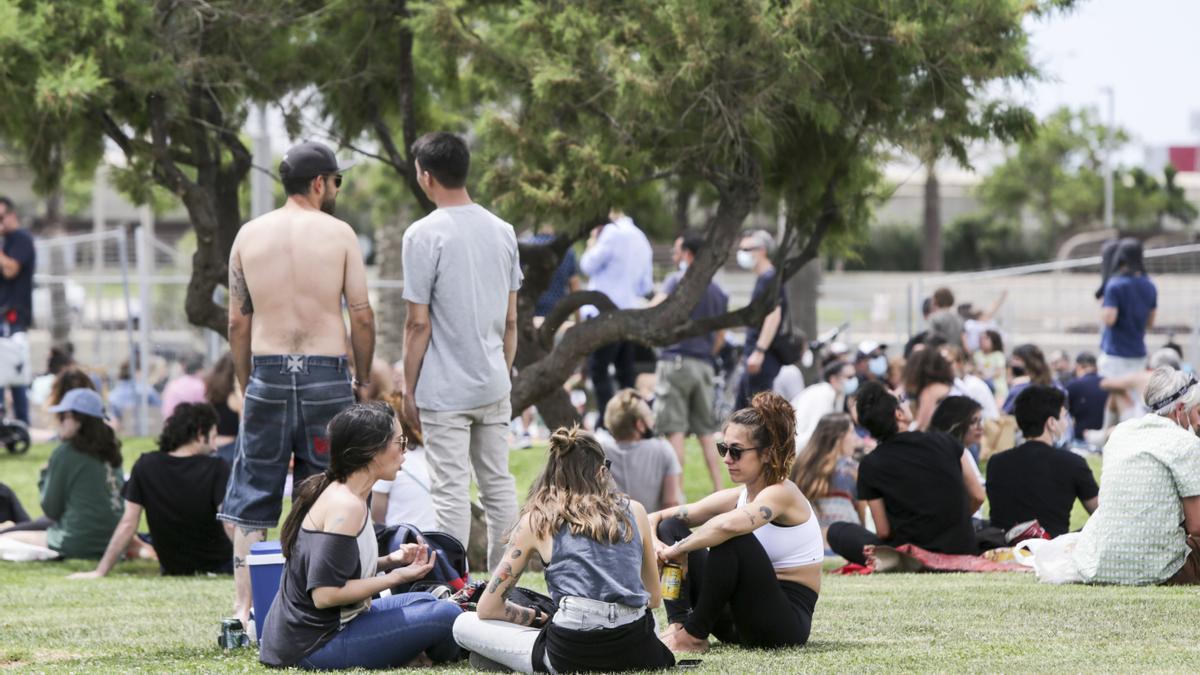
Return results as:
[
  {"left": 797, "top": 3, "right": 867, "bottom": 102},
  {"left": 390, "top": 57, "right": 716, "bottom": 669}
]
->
[
  {"left": 579, "top": 216, "right": 653, "bottom": 319},
  {"left": 792, "top": 382, "right": 839, "bottom": 449},
  {"left": 371, "top": 447, "right": 436, "bottom": 530},
  {"left": 955, "top": 375, "right": 1000, "bottom": 421}
]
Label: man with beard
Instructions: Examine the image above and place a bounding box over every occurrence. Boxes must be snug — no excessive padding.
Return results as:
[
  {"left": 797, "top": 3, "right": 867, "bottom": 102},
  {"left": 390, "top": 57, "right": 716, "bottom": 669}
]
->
[{"left": 218, "top": 140, "right": 374, "bottom": 629}]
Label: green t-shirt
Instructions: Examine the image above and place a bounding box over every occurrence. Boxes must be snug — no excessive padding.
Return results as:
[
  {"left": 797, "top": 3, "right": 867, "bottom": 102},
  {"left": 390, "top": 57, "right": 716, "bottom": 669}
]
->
[
  {"left": 1072, "top": 414, "right": 1200, "bottom": 585},
  {"left": 38, "top": 442, "right": 124, "bottom": 559}
]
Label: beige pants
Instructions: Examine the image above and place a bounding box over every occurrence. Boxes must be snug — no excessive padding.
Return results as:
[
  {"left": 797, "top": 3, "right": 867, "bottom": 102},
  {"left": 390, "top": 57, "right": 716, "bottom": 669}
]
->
[{"left": 421, "top": 396, "right": 517, "bottom": 571}]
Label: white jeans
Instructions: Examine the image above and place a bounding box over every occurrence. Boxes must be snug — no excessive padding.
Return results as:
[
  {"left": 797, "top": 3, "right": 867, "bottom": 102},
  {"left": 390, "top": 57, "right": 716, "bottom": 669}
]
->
[
  {"left": 421, "top": 397, "right": 517, "bottom": 570},
  {"left": 453, "top": 613, "right": 550, "bottom": 674}
]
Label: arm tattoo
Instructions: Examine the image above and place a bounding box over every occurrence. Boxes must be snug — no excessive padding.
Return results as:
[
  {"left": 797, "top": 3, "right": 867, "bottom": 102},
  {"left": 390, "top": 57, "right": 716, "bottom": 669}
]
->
[
  {"left": 487, "top": 562, "right": 516, "bottom": 594},
  {"left": 233, "top": 556, "right": 246, "bottom": 569},
  {"left": 348, "top": 300, "right": 370, "bottom": 311},
  {"left": 231, "top": 264, "right": 253, "bottom": 316},
  {"left": 758, "top": 506, "right": 774, "bottom": 523},
  {"left": 503, "top": 602, "right": 537, "bottom": 626},
  {"left": 510, "top": 548, "right": 522, "bottom": 559},
  {"left": 673, "top": 506, "right": 689, "bottom": 522}
]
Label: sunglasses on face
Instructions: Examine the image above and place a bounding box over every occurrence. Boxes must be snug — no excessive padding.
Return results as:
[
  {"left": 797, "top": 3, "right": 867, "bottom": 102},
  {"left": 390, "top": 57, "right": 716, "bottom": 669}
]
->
[
  {"left": 603, "top": 458, "right": 612, "bottom": 470},
  {"left": 332, "top": 174, "right": 343, "bottom": 188},
  {"left": 716, "top": 442, "right": 759, "bottom": 461}
]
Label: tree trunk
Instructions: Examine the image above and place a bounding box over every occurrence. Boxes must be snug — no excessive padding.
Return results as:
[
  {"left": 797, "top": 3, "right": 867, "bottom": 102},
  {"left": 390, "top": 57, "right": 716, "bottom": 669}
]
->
[
  {"left": 674, "top": 182, "right": 693, "bottom": 235},
  {"left": 787, "top": 257, "right": 821, "bottom": 383},
  {"left": 921, "top": 158, "right": 943, "bottom": 272},
  {"left": 44, "top": 191, "right": 71, "bottom": 348},
  {"left": 375, "top": 216, "right": 408, "bottom": 364}
]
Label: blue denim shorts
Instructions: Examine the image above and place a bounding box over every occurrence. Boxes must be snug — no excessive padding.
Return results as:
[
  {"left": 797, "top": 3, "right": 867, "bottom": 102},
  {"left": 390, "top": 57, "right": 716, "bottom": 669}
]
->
[{"left": 218, "top": 355, "right": 354, "bottom": 529}]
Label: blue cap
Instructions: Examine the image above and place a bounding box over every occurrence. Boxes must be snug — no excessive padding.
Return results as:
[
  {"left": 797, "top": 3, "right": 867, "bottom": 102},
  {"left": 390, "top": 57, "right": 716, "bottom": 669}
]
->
[{"left": 48, "top": 388, "right": 109, "bottom": 421}]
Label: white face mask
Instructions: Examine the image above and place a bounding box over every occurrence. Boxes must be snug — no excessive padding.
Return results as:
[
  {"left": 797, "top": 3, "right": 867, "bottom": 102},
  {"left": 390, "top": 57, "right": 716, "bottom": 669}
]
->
[
  {"left": 736, "top": 250, "right": 756, "bottom": 270},
  {"left": 678, "top": 260, "right": 689, "bottom": 272}
]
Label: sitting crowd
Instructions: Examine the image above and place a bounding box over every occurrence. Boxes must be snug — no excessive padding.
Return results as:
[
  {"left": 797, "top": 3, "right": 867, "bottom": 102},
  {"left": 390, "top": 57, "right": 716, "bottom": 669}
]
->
[{"left": 4, "top": 234, "right": 1200, "bottom": 672}]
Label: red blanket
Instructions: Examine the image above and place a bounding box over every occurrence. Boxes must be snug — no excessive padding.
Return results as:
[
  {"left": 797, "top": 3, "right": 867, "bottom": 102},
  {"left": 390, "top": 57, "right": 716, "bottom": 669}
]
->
[{"left": 832, "top": 544, "right": 1029, "bottom": 574}]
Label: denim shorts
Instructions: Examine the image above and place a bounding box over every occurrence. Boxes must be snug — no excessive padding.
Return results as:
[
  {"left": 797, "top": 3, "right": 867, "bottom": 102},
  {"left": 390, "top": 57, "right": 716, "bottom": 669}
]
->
[{"left": 218, "top": 355, "right": 354, "bottom": 529}]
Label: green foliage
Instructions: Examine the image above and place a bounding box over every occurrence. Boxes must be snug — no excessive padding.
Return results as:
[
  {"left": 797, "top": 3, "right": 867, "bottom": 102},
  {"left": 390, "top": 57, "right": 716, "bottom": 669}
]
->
[{"left": 977, "top": 107, "right": 1197, "bottom": 247}]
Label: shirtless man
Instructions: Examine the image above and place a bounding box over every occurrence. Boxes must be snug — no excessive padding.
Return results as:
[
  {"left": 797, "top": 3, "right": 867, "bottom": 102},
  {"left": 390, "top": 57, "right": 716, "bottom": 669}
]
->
[{"left": 217, "top": 140, "right": 375, "bottom": 628}]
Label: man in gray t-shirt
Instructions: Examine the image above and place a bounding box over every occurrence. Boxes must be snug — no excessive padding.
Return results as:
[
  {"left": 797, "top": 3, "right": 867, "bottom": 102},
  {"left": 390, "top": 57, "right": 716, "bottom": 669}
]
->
[{"left": 402, "top": 133, "right": 522, "bottom": 570}]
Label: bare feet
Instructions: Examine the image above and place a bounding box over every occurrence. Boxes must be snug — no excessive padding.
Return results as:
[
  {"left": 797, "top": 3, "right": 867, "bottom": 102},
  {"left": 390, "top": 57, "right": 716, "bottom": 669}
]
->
[{"left": 661, "top": 627, "right": 709, "bottom": 653}]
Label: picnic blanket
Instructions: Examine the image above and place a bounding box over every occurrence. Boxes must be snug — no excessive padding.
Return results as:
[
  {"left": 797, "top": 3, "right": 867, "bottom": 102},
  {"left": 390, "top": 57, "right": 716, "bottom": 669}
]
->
[{"left": 831, "top": 544, "right": 1030, "bottom": 574}]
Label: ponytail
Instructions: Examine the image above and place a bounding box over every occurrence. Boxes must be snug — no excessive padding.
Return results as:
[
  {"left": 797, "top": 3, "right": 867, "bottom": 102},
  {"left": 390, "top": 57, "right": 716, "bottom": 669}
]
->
[
  {"left": 726, "top": 391, "right": 796, "bottom": 485},
  {"left": 281, "top": 469, "right": 335, "bottom": 558}
]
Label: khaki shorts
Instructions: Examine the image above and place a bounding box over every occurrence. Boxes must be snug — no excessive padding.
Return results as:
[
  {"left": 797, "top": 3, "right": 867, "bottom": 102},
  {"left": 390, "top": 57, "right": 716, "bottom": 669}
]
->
[{"left": 654, "top": 356, "right": 717, "bottom": 436}]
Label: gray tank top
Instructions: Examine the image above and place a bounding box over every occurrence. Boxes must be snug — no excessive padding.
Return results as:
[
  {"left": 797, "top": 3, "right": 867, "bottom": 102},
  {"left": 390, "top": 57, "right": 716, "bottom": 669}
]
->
[{"left": 544, "top": 504, "right": 649, "bottom": 608}]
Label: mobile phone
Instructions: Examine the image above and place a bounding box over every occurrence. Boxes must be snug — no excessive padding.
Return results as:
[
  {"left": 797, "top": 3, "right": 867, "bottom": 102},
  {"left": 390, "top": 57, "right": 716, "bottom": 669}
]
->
[{"left": 676, "top": 659, "right": 703, "bottom": 669}]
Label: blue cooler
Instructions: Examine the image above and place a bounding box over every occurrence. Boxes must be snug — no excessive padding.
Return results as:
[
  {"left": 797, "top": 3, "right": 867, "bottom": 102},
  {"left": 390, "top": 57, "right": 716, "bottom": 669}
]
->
[{"left": 248, "top": 541, "right": 286, "bottom": 642}]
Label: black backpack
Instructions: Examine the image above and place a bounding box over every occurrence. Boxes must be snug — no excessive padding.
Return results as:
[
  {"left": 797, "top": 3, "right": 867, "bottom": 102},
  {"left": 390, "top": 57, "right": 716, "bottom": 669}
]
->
[{"left": 375, "top": 522, "right": 470, "bottom": 593}]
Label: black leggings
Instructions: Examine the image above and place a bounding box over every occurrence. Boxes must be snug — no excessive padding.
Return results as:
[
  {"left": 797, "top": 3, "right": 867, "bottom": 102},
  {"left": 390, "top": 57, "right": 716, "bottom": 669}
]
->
[
  {"left": 656, "top": 519, "right": 817, "bottom": 648},
  {"left": 825, "top": 522, "right": 882, "bottom": 566}
]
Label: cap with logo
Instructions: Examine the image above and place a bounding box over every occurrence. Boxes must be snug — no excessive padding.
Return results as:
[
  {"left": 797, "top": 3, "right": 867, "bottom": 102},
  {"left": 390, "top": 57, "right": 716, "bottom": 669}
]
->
[
  {"left": 48, "top": 387, "right": 109, "bottom": 421},
  {"left": 279, "top": 141, "right": 357, "bottom": 180}
]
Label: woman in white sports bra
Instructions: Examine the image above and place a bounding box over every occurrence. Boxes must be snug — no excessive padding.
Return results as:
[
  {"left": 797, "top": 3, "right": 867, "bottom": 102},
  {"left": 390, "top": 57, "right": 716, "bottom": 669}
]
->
[{"left": 651, "top": 391, "right": 823, "bottom": 653}]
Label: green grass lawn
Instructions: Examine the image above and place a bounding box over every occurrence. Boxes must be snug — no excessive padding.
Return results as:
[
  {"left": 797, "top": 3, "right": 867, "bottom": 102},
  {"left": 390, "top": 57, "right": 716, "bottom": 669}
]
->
[{"left": 7, "top": 439, "right": 1199, "bottom": 672}]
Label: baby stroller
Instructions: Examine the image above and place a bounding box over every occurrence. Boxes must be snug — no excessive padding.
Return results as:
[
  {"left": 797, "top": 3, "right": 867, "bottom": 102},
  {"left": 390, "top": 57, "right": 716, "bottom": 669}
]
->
[{"left": 0, "top": 312, "right": 32, "bottom": 455}]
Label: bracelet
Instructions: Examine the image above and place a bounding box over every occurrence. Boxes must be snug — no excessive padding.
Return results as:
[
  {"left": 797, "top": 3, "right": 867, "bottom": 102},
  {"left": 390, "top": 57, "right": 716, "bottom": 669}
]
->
[
  {"left": 752, "top": 346, "right": 766, "bottom": 354},
  {"left": 352, "top": 378, "right": 371, "bottom": 388}
]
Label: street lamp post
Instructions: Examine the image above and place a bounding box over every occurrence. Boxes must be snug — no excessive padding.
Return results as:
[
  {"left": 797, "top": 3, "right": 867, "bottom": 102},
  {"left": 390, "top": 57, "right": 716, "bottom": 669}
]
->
[{"left": 1101, "top": 86, "right": 1115, "bottom": 229}]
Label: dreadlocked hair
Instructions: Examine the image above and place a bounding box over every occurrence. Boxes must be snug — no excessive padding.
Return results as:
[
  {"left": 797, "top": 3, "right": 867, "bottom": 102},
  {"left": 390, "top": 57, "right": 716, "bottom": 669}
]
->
[
  {"left": 726, "top": 391, "right": 796, "bottom": 485},
  {"left": 523, "top": 425, "right": 632, "bottom": 545}
]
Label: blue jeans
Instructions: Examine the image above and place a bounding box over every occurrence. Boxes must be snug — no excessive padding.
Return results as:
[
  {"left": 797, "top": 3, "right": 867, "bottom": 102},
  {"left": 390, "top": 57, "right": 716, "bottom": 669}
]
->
[
  {"left": 736, "top": 351, "right": 782, "bottom": 410},
  {"left": 218, "top": 355, "right": 354, "bottom": 529},
  {"left": 298, "top": 593, "right": 462, "bottom": 670},
  {"left": 9, "top": 385, "right": 27, "bottom": 424}
]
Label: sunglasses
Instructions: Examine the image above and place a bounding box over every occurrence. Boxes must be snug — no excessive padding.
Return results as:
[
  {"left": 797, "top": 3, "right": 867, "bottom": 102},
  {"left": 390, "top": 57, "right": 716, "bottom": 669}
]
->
[
  {"left": 716, "top": 442, "right": 759, "bottom": 461},
  {"left": 603, "top": 458, "right": 612, "bottom": 470},
  {"left": 332, "top": 174, "right": 343, "bottom": 188}
]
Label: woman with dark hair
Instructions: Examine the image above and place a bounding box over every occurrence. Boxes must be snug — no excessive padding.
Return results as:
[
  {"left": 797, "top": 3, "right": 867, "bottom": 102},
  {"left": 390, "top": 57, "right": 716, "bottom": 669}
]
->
[
  {"left": 47, "top": 367, "right": 95, "bottom": 407},
  {"left": 903, "top": 347, "right": 957, "bottom": 431},
  {"left": 651, "top": 392, "right": 823, "bottom": 653},
  {"left": 259, "top": 402, "right": 461, "bottom": 670},
  {"left": 71, "top": 403, "right": 233, "bottom": 578},
  {"left": 0, "top": 388, "right": 122, "bottom": 559},
  {"left": 204, "top": 353, "right": 241, "bottom": 454},
  {"left": 453, "top": 426, "right": 673, "bottom": 673},
  {"left": 790, "top": 413, "right": 864, "bottom": 543},
  {"left": 930, "top": 396, "right": 988, "bottom": 523},
  {"left": 1003, "top": 343, "right": 1060, "bottom": 414}
]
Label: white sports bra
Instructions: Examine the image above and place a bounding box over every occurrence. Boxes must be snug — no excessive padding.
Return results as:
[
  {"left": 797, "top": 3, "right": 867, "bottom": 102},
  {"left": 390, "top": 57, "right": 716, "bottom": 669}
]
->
[{"left": 738, "top": 488, "right": 824, "bottom": 569}]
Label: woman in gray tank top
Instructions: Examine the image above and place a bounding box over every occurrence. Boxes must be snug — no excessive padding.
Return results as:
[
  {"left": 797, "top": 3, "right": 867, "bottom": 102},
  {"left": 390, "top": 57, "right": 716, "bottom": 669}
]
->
[{"left": 453, "top": 426, "right": 675, "bottom": 673}]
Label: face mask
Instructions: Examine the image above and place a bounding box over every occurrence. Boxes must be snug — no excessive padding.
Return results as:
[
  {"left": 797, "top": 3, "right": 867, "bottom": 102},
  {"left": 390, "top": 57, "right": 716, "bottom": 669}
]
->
[
  {"left": 736, "top": 250, "right": 756, "bottom": 270},
  {"left": 1011, "top": 365, "right": 1026, "bottom": 378},
  {"left": 869, "top": 355, "right": 888, "bottom": 377},
  {"left": 678, "top": 260, "right": 689, "bottom": 272},
  {"left": 842, "top": 376, "right": 859, "bottom": 396},
  {"left": 1051, "top": 415, "right": 1071, "bottom": 448}
]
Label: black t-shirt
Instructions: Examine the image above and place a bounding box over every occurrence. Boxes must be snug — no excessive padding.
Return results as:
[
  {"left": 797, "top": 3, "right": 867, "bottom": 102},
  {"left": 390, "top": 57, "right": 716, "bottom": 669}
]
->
[
  {"left": 123, "top": 451, "right": 232, "bottom": 575},
  {"left": 857, "top": 430, "right": 977, "bottom": 555},
  {"left": 214, "top": 400, "right": 240, "bottom": 437},
  {"left": 0, "top": 229, "right": 36, "bottom": 330},
  {"left": 1066, "top": 373, "right": 1108, "bottom": 439},
  {"left": 984, "top": 440, "right": 1099, "bottom": 537}
]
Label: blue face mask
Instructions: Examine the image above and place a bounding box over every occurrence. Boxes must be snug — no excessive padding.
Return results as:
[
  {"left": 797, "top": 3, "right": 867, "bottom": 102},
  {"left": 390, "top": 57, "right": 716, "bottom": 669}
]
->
[
  {"left": 868, "top": 355, "right": 888, "bottom": 377},
  {"left": 842, "top": 376, "right": 859, "bottom": 396}
]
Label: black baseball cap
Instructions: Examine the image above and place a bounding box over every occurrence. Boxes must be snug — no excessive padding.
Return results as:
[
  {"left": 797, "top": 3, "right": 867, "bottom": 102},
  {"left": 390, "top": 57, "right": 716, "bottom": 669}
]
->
[{"left": 279, "top": 141, "right": 357, "bottom": 180}]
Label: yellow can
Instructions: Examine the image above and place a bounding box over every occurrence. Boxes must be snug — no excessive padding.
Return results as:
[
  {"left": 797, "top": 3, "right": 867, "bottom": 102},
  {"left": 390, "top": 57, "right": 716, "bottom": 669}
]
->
[{"left": 661, "top": 562, "right": 683, "bottom": 600}]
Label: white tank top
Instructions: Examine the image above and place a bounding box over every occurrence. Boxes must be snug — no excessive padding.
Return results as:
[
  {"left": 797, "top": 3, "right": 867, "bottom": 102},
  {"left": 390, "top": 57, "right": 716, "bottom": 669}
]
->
[{"left": 738, "top": 487, "right": 824, "bottom": 569}]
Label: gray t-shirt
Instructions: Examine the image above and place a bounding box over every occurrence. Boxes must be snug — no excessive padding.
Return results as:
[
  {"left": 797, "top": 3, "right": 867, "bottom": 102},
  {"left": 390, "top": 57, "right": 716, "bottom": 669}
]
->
[
  {"left": 403, "top": 204, "right": 523, "bottom": 412},
  {"left": 928, "top": 309, "right": 964, "bottom": 347},
  {"left": 602, "top": 438, "right": 681, "bottom": 512}
]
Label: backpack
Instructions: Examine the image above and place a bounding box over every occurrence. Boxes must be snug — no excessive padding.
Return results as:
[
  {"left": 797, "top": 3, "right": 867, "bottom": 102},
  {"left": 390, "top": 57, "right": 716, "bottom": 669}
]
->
[
  {"left": 769, "top": 291, "right": 805, "bottom": 365},
  {"left": 375, "top": 522, "right": 470, "bottom": 593}
]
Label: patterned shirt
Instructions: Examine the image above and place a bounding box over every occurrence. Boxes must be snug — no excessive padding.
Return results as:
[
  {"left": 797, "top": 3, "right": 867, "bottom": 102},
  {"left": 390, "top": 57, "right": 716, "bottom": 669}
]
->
[{"left": 1072, "top": 414, "right": 1200, "bottom": 585}]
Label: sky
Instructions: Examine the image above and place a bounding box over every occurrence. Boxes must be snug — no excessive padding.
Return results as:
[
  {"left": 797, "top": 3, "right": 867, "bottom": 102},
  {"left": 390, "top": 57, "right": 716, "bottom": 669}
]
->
[{"left": 1021, "top": 0, "right": 1200, "bottom": 150}]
